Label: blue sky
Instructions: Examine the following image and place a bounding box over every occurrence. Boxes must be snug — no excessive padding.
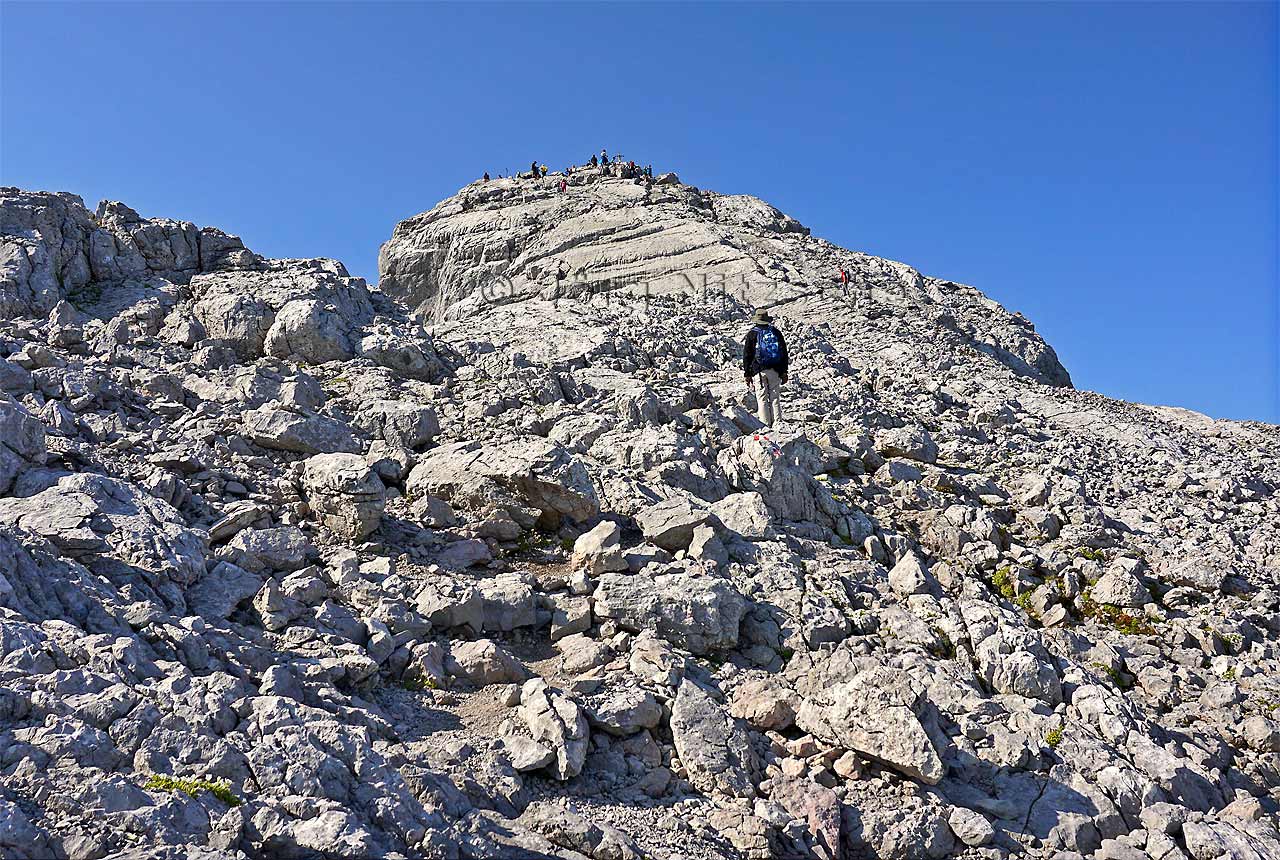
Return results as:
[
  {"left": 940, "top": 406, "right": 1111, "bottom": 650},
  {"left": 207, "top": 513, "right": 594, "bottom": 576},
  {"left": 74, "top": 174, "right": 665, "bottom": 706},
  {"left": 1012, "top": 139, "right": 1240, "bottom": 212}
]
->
[{"left": 3, "top": 2, "right": 1276, "bottom": 421}]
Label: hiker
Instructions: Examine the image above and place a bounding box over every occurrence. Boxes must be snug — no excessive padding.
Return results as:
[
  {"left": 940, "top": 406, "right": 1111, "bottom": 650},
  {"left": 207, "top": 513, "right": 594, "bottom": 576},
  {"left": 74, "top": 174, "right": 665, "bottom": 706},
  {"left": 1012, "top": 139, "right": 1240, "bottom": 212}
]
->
[
  {"left": 530, "top": 161, "right": 538, "bottom": 178},
  {"left": 559, "top": 178, "right": 568, "bottom": 193},
  {"left": 483, "top": 172, "right": 490, "bottom": 182},
  {"left": 743, "top": 309, "right": 789, "bottom": 428},
  {"left": 590, "top": 154, "right": 598, "bottom": 167},
  {"left": 540, "top": 164, "right": 548, "bottom": 177},
  {"left": 601, "top": 148, "right": 608, "bottom": 166}
]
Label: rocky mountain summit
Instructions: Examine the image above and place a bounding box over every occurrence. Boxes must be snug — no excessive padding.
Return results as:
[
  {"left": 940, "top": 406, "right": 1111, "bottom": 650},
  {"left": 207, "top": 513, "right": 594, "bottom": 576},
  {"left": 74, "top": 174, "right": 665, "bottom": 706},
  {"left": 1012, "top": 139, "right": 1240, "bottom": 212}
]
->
[{"left": 0, "top": 169, "right": 1277, "bottom": 860}]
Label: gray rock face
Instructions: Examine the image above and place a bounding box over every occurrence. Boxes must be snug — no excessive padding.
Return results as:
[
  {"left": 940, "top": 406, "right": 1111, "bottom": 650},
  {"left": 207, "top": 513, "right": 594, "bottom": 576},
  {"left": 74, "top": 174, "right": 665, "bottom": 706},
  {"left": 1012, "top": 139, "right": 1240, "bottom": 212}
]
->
[
  {"left": 635, "top": 496, "right": 712, "bottom": 551},
  {"left": 243, "top": 406, "right": 360, "bottom": 455},
  {"left": 593, "top": 569, "right": 746, "bottom": 654},
  {"left": 670, "top": 679, "right": 759, "bottom": 798},
  {"left": 796, "top": 666, "right": 945, "bottom": 785},
  {"left": 0, "top": 397, "right": 46, "bottom": 494},
  {"left": 518, "top": 678, "right": 588, "bottom": 780},
  {"left": 376, "top": 173, "right": 1069, "bottom": 386},
  {"left": 301, "top": 453, "right": 386, "bottom": 541},
  {"left": 406, "top": 437, "right": 598, "bottom": 527}
]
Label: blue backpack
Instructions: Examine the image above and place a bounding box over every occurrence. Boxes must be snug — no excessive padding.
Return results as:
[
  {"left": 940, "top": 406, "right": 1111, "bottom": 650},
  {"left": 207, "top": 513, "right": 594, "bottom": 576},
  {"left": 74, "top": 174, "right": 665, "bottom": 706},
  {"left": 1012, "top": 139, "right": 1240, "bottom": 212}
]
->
[{"left": 755, "top": 326, "right": 782, "bottom": 368}]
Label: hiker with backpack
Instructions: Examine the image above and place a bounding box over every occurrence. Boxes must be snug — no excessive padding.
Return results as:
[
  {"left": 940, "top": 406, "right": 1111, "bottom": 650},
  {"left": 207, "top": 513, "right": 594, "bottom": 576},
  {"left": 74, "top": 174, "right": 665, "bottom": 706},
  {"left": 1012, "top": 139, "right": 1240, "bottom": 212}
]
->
[{"left": 742, "top": 309, "right": 789, "bottom": 428}]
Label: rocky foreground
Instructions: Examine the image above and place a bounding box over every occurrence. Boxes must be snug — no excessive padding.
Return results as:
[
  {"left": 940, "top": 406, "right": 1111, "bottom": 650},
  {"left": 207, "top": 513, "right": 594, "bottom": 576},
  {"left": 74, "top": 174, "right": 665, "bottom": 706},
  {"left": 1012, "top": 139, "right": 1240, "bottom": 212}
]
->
[{"left": 0, "top": 171, "right": 1277, "bottom": 860}]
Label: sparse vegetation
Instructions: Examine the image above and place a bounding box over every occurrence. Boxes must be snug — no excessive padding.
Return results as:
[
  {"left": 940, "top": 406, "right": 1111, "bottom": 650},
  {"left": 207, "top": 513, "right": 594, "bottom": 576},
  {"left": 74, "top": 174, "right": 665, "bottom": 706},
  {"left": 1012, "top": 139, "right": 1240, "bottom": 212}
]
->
[
  {"left": 1075, "top": 546, "right": 1105, "bottom": 563},
  {"left": 992, "top": 566, "right": 1016, "bottom": 600},
  {"left": 402, "top": 675, "right": 440, "bottom": 691},
  {"left": 1079, "top": 590, "right": 1156, "bottom": 635},
  {"left": 144, "top": 774, "right": 241, "bottom": 806},
  {"left": 932, "top": 630, "right": 956, "bottom": 659},
  {"left": 1044, "top": 726, "right": 1063, "bottom": 748},
  {"left": 1090, "top": 661, "right": 1132, "bottom": 690}
]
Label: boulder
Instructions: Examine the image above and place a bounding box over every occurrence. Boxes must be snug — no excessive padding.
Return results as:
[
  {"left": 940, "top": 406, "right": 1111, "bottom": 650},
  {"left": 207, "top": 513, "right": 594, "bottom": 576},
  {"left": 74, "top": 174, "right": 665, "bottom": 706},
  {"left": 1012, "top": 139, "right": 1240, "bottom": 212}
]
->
[
  {"left": 224, "top": 526, "right": 311, "bottom": 572},
  {"left": 593, "top": 569, "right": 745, "bottom": 654},
  {"left": 889, "top": 552, "right": 937, "bottom": 596},
  {"left": 186, "top": 561, "right": 263, "bottom": 620},
  {"left": 1091, "top": 566, "right": 1151, "bottom": 608},
  {"left": 0, "top": 473, "right": 206, "bottom": 586},
  {"left": 796, "top": 665, "right": 945, "bottom": 785},
  {"left": 670, "top": 679, "right": 758, "bottom": 798},
  {"left": 718, "top": 435, "right": 843, "bottom": 529},
  {"left": 448, "top": 639, "right": 528, "bottom": 685},
  {"left": 358, "top": 331, "right": 449, "bottom": 383},
  {"left": 635, "top": 497, "right": 712, "bottom": 551},
  {"left": 518, "top": 678, "right": 588, "bottom": 780},
  {"left": 264, "top": 298, "right": 355, "bottom": 364},
  {"left": 728, "top": 677, "right": 797, "bottom": 731},
  {"left": 570, "top": 520, "right": 627, "bottom": 574},
  {"left": 407, "top": 438, "right": 598, "bottom": 527},
  {"left": 591, "top": 687, "right": 662, "bottom": 736},
  {"left": 352, "top": 400, "right": 440, "bottom": 450},
  {"left": 874, "top": 426, "right": 938, "bottom": 464},
  {"left": 243, "top": 406, "right": 360, "bottom": 455},
  {"left": 301, "top": 453, "right": 386, "bottom": 541},
  {"left": 709, "top": 491, "right": 772, "bottom": 540}
]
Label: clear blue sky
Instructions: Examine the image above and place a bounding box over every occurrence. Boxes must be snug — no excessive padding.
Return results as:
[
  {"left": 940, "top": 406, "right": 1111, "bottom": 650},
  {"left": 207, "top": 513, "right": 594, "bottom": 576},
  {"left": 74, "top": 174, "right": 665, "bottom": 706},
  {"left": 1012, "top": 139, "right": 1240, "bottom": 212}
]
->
[{"left": 3, "top": 2, "right": 1276, "bottom": 421}]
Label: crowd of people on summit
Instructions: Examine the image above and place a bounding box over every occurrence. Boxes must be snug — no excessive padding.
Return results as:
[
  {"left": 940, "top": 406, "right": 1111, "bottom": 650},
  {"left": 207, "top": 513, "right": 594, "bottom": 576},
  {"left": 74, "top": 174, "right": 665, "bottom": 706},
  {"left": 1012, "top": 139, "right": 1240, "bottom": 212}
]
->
[{"left": 479, "top": 148, "right": 655, "bottom": 186}]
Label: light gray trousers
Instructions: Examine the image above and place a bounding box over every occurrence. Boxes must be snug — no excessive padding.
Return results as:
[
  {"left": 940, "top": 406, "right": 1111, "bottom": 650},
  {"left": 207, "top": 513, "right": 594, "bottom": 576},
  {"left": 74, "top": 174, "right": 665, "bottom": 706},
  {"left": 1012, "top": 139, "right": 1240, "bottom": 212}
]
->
[{"left": 754, "top": 369, "right": 782, "bottom": 427}]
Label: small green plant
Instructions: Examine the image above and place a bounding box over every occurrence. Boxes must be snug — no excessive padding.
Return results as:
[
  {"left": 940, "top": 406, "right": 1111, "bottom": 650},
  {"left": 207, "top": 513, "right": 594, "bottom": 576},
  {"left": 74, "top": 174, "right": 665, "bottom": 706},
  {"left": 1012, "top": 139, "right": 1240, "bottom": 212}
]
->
[
  {"left": 992, "top": 566, "right": 1016, "bottom": 600},
  {"left": 1090, "top": 661, "right": 1132, "bottom": 690},
  {"left": 1015, "top": 591, "right": 1036, "bottom": 615},
  {"left": 932, "top": 630, "right": 956, "bottom": 659},
  {"left": 1255, "top": 698, "right": 1278, "bottom": 714},
  {"left": 145, "top": 774, "right": 240, "bottom": 806},
  {"left": 1223, "top": 667, "right": 1237, "bottom": 681},
  {"left": 1079, "top": 592, "right": 1156, "bottom": 636},
  {"left": 403, "top": 675, "right": 440, "bottom": 691},
  {"left": 559, "top": 536, "right": 576, "bottom": 551},
  {"left": 1044, "top": 727, "right": 1063, "bottom": 748},
  {"left": 1075, "top": 546, "right": 1105, "bottom": 563}
]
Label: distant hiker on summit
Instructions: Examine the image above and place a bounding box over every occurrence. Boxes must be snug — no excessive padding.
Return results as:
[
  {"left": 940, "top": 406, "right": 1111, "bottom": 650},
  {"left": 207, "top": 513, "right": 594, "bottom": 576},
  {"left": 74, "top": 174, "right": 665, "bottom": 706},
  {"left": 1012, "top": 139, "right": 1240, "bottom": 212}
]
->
[{"left": 743, "top": 309, "right": 789, "bottom": 429}]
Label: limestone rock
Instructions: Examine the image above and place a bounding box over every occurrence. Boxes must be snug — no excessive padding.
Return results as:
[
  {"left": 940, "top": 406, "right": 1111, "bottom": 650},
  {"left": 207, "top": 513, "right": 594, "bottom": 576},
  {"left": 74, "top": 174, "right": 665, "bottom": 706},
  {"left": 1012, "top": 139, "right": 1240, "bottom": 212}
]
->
[
  {"left": 570, "top": 519, "right": 627, "bottom": 574},
  {"left": 670, "top": 679, "right": 758, "bottom": 798},
  {"left": 448, "top": 639, "right": 528, "bottom": 685},
  {"left": 407, "top": 438, "right": 598, "bottom": 527},
  {"left": 593, "top": 569, "right": 746, "bottom": 654},
  {"left": 635, "top": 496, "right": 712, "bottom": 551},
  {"left": 244, "top": 406, "right": 360, "bottom": 455},
  {"left": 352, "top": 400, "right": 440, "bottom": 450},
  {"left": 302, "top": 453, "right": 386, "bottom": 541},
  {"left": 518, "top": 678, "right": 588, "bottom": 780},
  {"left": 796, "top": 665, "right": 945, "bottom": 785}
]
